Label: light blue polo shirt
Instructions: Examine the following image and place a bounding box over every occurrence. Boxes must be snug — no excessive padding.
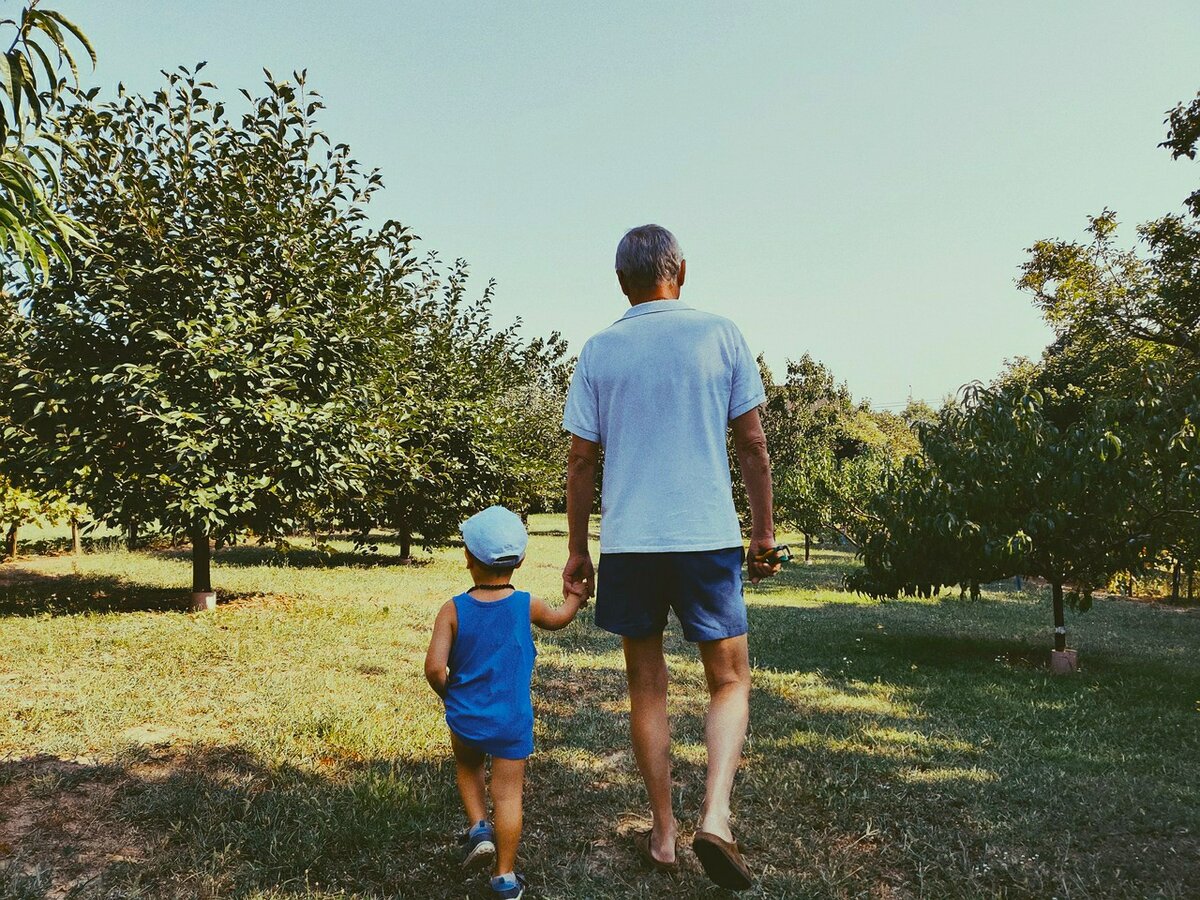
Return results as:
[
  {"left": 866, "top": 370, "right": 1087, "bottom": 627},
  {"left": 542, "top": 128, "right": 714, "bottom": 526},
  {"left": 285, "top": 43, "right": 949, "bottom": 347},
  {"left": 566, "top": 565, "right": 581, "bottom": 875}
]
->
[{"left": 562, "top": 299, "right": 766, "bottom": 554}]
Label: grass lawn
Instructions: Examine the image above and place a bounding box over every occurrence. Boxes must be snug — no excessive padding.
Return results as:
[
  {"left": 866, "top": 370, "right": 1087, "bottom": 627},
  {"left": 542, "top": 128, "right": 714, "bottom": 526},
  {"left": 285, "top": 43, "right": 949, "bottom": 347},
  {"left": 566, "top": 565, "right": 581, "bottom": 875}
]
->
[{"left": 1, "top": 515, "right": 1198, "bottom": 899}]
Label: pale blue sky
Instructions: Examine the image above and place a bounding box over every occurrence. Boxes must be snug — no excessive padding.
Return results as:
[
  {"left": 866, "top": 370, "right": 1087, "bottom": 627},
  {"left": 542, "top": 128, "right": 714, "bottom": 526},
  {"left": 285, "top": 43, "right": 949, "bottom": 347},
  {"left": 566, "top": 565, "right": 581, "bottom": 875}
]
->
[{"left": 61, "top": 1, "right": 1199, "bottom": 406}]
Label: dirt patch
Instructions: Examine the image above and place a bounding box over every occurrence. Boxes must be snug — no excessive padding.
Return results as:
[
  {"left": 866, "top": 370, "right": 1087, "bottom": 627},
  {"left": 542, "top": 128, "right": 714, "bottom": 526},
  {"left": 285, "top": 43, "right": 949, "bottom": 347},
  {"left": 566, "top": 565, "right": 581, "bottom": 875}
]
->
[
  {"left": 119, "top": 725, "right": 183, "bottom": 746},
  {"left": 0, "top": 753, "right": 174, "bottom": 898},
  {"left": 216, "top": 591, "right": 297, "bottom": 612}
]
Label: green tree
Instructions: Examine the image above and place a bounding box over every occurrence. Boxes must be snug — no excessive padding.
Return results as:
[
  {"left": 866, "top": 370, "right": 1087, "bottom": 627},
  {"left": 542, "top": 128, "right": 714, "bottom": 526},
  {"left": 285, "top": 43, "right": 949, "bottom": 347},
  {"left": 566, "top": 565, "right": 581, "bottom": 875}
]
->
[
  {"left": 350, "top": 256, "right": 570, "bottom": 558},
  {"left": 851, "top": 382, "right": 1169, "bottom": 652},
  {"left": 759, "top": 354, "right": 848, "bottom": 560},
  {"left": 760, "top": 354, "right": 922, "bottom": 562},
  {"left": 1019, "top": 210, "right": 1196, "bottom": 383},
  {"left": 1130, "top": 367, "right": 1200, "bottom": 601},
  {"left": 1015, "top": 87, "right": 1200, "bottom": 599},
  {"left": 2, "top": 67, "right": 406, "bottom": 604},
  {"left": 496, "top": 333, "right": 572, "bottom": 516},
  {"left": 0, "top": 473, "right": 60, "bottom": 557},
  {"left": 1019, "top": 90, "right": 1200, "bottom": 378},
  {"left": 0, "top": 1, "right": 94, "bottom": 274},
  {"left": 1161, "top": 89, "right": 1200, "bottom": 215},
  {"left": 854, "top": 87, "right": 1200, "bottom": 645}
]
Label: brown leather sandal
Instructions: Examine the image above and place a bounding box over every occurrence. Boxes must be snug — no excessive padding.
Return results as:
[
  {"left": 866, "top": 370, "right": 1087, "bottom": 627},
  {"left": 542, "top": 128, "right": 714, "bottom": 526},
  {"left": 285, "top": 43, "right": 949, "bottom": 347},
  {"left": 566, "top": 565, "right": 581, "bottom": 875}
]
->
[
  {"left": 634, "top": 829, "right": 679, "bottom": 873},
  {"left": 692, "top": 830, "right": 753, "bottom": 890}
]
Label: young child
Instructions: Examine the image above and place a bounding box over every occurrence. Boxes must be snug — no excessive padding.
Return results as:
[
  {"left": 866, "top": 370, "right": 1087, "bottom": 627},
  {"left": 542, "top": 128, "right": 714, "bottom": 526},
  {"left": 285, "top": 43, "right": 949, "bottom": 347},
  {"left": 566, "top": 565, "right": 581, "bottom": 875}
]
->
[{"left": 425, "top": 505, "right": 585, "bottom": 899}]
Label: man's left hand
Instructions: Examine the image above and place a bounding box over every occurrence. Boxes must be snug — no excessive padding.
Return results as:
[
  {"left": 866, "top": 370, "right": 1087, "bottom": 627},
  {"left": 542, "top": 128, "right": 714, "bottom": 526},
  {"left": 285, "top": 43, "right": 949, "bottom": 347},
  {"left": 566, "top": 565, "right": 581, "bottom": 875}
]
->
[{"left": 747, "top": 537, "right": 782, "bottom": 584}]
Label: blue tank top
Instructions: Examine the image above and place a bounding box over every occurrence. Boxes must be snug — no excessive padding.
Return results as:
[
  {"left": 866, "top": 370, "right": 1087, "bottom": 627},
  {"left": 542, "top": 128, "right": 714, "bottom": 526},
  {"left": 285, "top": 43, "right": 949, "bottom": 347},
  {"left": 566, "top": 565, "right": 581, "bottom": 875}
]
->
[{"left": 444, "top": 590, "right": 537, "bottom": 757}]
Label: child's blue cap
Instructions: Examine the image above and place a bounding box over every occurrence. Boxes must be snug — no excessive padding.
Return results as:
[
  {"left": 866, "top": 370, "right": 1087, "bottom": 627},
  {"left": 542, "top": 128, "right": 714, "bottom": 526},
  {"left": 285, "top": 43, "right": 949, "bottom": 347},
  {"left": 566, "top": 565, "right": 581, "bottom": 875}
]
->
[{"left": 460, "top": 505, "right": 528, "bottom": 568}]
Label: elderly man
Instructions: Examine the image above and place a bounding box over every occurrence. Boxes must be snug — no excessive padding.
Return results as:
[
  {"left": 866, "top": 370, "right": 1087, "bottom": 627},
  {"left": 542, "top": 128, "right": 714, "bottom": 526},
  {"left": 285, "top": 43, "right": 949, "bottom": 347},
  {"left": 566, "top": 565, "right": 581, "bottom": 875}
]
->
[{"left": 562, "top": 224, "right": 778, "bottom": 890}]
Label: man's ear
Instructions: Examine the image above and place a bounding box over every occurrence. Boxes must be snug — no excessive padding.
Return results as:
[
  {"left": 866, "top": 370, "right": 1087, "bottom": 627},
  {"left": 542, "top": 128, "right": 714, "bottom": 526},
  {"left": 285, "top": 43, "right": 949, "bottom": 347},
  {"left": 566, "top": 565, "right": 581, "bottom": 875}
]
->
[
  {"left": 676, "top": 259, "right": 687, "bottom": 289},
  {"left": 616, "top": 270, "right": 631, "bottom": 297},
  {"left": 464, "top": 548, "right": 472, "bottom": 568}
]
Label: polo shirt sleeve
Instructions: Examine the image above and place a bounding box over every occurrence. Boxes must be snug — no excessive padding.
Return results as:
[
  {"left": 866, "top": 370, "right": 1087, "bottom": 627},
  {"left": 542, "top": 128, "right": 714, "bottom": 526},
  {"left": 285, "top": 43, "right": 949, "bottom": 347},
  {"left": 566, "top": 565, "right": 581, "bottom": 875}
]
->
[
  {"left": 562, "top": 346, "right": 601, "bottom": 443},
  {"left": 728, "top": 326, "right": 766, "bottom": 421}
]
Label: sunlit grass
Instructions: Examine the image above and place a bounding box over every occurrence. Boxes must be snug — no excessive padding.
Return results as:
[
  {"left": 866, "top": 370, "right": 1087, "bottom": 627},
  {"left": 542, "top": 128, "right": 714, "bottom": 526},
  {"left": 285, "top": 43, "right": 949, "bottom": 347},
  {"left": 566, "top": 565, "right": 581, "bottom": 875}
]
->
[{"left": 895, "top": 766, "right": 998, "bottom": 785}]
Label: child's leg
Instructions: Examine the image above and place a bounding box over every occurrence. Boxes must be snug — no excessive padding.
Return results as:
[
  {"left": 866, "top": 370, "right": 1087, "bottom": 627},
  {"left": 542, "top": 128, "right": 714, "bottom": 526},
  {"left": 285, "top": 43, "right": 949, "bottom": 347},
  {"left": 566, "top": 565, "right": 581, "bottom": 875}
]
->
[
  {"left": 490, "top": 757, "right": 526, "bottom": 875},
  {"left": 450, "top": 732, "right": 488, "bottom": 826}
]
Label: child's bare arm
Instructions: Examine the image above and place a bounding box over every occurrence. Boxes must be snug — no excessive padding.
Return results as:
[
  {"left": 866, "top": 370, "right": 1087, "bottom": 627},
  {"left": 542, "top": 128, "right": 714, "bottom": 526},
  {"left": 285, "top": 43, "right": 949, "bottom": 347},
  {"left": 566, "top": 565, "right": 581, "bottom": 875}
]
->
[
  {"left": 530, "top": 590, "right": 584, "bottom": 632},
  {"left": 424, "top": 601, "right": 456, "bottom": 698}
]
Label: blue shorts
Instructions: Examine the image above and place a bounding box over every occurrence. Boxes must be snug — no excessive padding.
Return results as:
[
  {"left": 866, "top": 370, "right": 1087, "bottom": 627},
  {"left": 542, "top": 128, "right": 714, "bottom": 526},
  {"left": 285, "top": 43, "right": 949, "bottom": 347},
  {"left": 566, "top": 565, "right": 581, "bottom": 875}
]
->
[
  {"left": 449, "top": 725, "right": 532, "bottom": 762},
  {"left": 595, "top": 547, "right": 747, "bottom": 643}
]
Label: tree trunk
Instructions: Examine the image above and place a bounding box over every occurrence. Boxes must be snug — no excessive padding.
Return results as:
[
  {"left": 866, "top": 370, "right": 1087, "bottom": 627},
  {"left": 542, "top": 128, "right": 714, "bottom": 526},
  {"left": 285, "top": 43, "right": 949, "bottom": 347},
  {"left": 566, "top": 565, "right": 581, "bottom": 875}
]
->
[
  {"left": 4, "top": 521, "right": 17, "bottom": 559},
  {"left": 1052, "top": 581, "right": 1066, "bottom": 652},
  {"left": 191, "top": 522, "right": 212, "bottom": 594},
  {"left": 70, "top": 517, "right": 81, "bottom": 555},
  {"left": 804, "top": 533, "right": 811, "bottom": 564},
  {"left": 399, "top": 528, "right": 412, "bottom": 561},
  {"left": 1172, "top": 559, "right": 1182, "bottom": 603},
  {"left": 970, "top": 581, "right": 980, "bottom": 601},
  {"left": 126, "top": 517, "right": 140, "bottom": 551},
  {"left": 1188, "top": 567, "right": 1195, "bottom": 604}
]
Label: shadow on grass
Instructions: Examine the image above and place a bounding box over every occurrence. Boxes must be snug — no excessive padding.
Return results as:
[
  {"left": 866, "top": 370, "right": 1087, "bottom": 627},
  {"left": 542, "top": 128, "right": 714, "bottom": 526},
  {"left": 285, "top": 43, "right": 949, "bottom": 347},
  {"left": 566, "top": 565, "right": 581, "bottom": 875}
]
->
[
  {"left": 525, "top": 527, "right": 601, "bottom": 541},
  {"left": 747, "top": 601, "right": 1053, "bottom": 671},
  {"left": 0, "top": 741, "right": 750, "bottom": 900},
  {"left": 8, "top": 536, "right": 130, "bottom": 559},
  {"left": 529, "top": 650, "right": 1019, "bottom": 897},
  {"left": 0, "top": 570, "right": 261, "bottom": 617},
  {"left": 535, "top": 600, "right": 1200, "bottom": 897},
  {"left": 748, "top": 596, "right": 1200, "bottom": 685},
  {"left": 153, "top": 544, "right": 436, "bottom": 570},
  {"left": 0, "top": 746, "right": 469, "bottom": 899}
]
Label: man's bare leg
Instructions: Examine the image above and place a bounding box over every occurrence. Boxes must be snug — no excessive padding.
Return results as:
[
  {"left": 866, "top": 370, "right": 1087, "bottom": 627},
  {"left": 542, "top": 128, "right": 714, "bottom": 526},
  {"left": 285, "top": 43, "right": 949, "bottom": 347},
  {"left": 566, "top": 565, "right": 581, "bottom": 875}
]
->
[
  {"left": 622, "top": 633, "right": 678, "bottom": 863},
  {"left": 697, "top": 634, "right": 751, "bottom": 841}
]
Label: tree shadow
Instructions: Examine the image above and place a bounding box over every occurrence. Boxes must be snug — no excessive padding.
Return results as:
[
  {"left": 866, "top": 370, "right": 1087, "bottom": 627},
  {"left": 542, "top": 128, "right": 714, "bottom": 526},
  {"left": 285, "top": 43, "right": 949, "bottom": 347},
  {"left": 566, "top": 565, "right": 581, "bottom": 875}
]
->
[
  {"left": 747, "top": 601, "right": 1050, "bottom": 670},
  {"left": 182, "top": 545, "right": 432, "bottom": 570},
  {"left": 525, "top": 527, "right": 600, "bottom": 541},
  {"left": 532, "top": 600, "right": 1200, "bottom": 897},
  {"left": 0, "top": 570, "right": 259, "bottom": 617},
  {"left": 748, "top": 596, "right": 1200, "bottom": 684},
  {"left": 0, "top": 746, "right": 460, "bottom": 899},
  {"left": 528, "top": 647, "right": 1017, "bottom": 897},
  {"left": 8, "top": 535, "right": 129, "bottom": 559},
  {"left": 0, "top": 740, "right": 756, "bottom": 900},
  {"left": 737, "top": 600, "right": 1198, "bottom": 891}
]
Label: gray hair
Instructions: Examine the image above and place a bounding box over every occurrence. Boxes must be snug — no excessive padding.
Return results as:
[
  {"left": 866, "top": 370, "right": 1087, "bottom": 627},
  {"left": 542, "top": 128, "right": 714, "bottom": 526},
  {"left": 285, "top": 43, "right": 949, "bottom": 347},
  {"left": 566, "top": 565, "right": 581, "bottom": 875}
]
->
[{"left": 615, "top": 224, "right": 683, "bottom": 289}]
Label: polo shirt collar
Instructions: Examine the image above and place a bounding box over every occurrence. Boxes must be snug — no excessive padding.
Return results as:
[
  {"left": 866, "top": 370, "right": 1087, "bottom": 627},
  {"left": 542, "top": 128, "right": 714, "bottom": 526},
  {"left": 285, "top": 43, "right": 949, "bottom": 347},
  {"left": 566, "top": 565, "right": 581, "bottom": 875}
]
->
[{"left": 619, "top": 299, "right": 692, "bottom": 320}]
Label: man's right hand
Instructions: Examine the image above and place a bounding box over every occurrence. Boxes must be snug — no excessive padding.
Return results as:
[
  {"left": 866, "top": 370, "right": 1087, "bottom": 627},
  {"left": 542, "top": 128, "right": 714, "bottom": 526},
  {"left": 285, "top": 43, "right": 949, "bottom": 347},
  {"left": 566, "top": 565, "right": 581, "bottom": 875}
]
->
[{"left": 563, "top": 551, "right": 595, "bottom": 603}]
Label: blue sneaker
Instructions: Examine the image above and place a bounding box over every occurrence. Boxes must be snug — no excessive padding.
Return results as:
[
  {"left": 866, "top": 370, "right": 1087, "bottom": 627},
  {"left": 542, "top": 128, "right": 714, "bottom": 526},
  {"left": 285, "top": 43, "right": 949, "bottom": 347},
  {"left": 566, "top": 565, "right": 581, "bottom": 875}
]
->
[
  {"left": 490, "top": 873, "right": 527, "bottom": 899},
  {"left": 460, "top": 820, "right": 495, "bottom": 871}
]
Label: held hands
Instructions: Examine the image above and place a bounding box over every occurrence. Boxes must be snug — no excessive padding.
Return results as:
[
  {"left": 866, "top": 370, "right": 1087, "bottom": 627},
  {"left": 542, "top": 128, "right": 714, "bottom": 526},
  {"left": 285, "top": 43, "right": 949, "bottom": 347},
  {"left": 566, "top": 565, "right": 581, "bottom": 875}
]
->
[
  {"left": 747, "top": 536, "right": 783, "bottom": 585},
  {"left": 562, "top": 551, "right": 594, "bottom": 605}
]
